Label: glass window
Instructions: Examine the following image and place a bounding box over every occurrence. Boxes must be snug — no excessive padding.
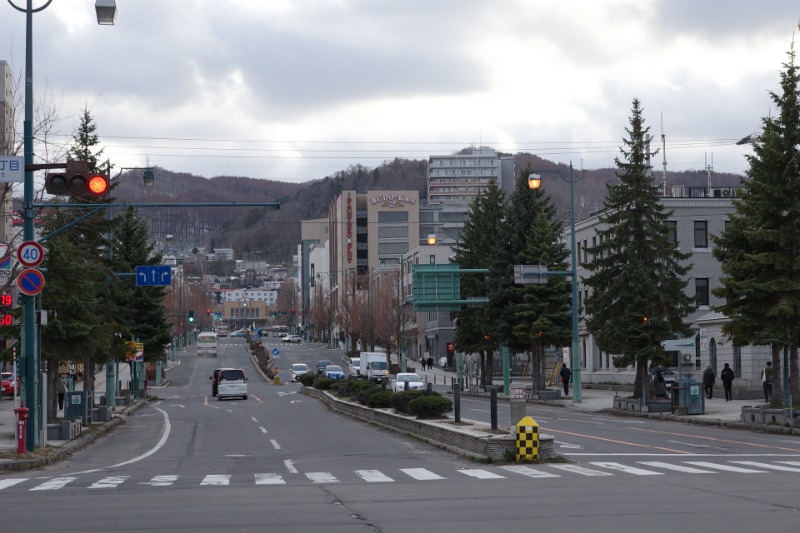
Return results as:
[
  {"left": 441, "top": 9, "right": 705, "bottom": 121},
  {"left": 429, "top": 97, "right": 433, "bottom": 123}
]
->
[
  {"left": 695, "top": 278, "right": 709, "bottom": 306},
  {"left": 378, "top": 211, "right": 409, "bottom": 223},
  {"left": 667, "top": 220, "right": 677, "bottom": 245},
  {"left": 378, "top": 226, "right": 408, "bottom": 239},
  {"left": 694, "top": 220, "right": 708, "bottom": 248}
]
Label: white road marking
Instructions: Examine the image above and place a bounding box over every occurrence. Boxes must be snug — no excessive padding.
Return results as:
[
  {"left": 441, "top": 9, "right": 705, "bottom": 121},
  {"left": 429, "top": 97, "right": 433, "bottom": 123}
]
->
[
  {"left": 556, "top": 442, "right": 584, "bottom": 449},
  {"left": 140, "top": 475, "right": 177, "bottom": 487},
  {"left": 355, "top": 470, "right": 395, "bottom": 482},
  {"left": 270, "top": 439, "right": 281, "bottom": 450},
  {"left": 684, "top": 461, "right": 766, "bottom": 473},
  {"left": 284, "top": 460, "right": 298, "bottom": 474},
  {"left": 500, "top": 465, "right": 560, "bottom": 479},
  {"left": 306, "top": 472, "right": 339, "bottom": 483},
  {"left": 548, "top": 465, "right": 613, "bottom": 477},
  {"left": 30, "top": 477, "right": 77, "bottom": 491},
  {"left": 732, "top": 461, "right": 800, "bottom": 472},
  {"left": 277, "top": 391, "right": 297, "bottom": 397},
  {"left": 251, "top": 417, "right": 258, "bottom": 423},
  {"left": 290, "top": 400, "right": 302, "bottom": 404},
  {"left": 458, "top": 469, "right": 506, "bottom": 479},
  {"left": 589, "top": 462, "right": 664, "bottom": 476},
  {"left": 259, "top": 427, "right": 268, "bottom": 434},
  {"left": 200, "top": 475, "right": 231, "bottom": 486},
  {"left": 638, "top": 461, "right": 716, "bottom": 474},
  {"left": 225, "top": 454, "right": 250, "bottom": 457},
  {"left": 89, "top": 476, "right": 130, "bottom": 489},
  {"left": 255, "top": 473, "right": 286, "bottom": 485},
  {"left": 400, "top": 468, "right": 445, "bottom": 481},
  {"left": 170, "top": 405, "right": 185, "bottom": 408},
  {"left": 667, "top": 441, "right": 713, "bottom": 448},
  {"left": 0, "top": 479, "right": 28, "bottom": 490}
]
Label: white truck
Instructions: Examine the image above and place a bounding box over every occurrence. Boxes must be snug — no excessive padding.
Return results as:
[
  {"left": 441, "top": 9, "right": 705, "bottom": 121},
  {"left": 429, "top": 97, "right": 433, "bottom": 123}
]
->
[{"left": 361, "top": 352, "right": 389, "bottom": 383}]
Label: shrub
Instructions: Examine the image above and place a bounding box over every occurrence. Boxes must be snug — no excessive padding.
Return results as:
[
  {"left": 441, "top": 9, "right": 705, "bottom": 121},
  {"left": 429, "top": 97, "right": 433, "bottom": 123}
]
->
[
  {"left": 391, "top": 390, "right": 431, "bottom": 414},
  {"left": 297, "top": 372, "right": 316, "bottom": 387},
  {"left": 367, "top": 390, "right": 394, "bottom": 408},
  {"left": 409, "top": 395, "right": 452, "bottom": 419},
  {"left": 313, "top": 377, "right": 337, "bottom": 390},
  {"left": 356, "top": 384, "right": 382, "bottom": 405}
]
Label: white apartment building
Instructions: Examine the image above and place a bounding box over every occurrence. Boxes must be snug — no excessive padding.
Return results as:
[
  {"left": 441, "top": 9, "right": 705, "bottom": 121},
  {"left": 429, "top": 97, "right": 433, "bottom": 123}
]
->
[{"left": 427, "top": 147, "right": 515, "bottom": 205}]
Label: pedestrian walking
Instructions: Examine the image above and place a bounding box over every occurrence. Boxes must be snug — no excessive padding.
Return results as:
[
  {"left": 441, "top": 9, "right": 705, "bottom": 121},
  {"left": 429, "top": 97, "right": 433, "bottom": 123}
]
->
[
  {"left": 57, "top": 375, "right": 66, "bottom": 411},
  {"left": 559, "top": 363, "right": 572, "bottom": 396},
  {"left": 427, "top": 356, "right": 434, "bottom": 370},
  {"left": 653, "top": 370, "right": 668, "bottom": 398},
  {"left": 762, "top": 361, "right": 773, "bottom": 403},
  {"left": 720, "top": 363, "right": 735, "bottom": 402},
  {"left": 420, "top": 357, "right": 426, "bottom": 371},
  {"left": 702, "top": 364, "right": 716, "bottom": 399}
]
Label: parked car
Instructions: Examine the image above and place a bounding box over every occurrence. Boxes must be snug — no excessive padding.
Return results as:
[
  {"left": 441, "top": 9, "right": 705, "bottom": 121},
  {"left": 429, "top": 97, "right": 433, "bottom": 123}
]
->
[
  {"left": 391, "top": 372, "right": 425, "bottom": 393},
  {"left": 324, "top": 365, "right": 345, "bottom": 380},
  {"left": 649, "top": 367, "right": 678, "bottom": 390},
  {"left": 349, "top": 358, "right": 361, "bottom": 378},
  {"left": 216, "top": 368, "right": 248, "bottom": 400},
  {"left": 230, "top": 329, "right": 247, "bottom": 338},
  {"left": 291, "top": 363, "right": 310, "bottom": 382},
  {"left": 1, "top": 372, "right": 19, "bottom": 397},
  {"left": 282, "top": 334, "right": 302, "bottom": 343},
  {"left": 316, "top": 360, "right": 333, "bottom": 375}
]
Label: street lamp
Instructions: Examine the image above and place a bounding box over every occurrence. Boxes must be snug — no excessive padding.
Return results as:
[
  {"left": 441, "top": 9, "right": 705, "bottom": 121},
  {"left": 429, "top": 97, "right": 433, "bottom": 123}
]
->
[{"left": 527, "top": 162, "right": 583, "bottom": 403}]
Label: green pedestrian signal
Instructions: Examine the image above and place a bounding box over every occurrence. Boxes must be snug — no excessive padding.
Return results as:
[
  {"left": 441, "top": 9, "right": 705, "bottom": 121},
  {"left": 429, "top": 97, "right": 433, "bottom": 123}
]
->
[{"left": 188, "top": 310, "right": 195, "bottom": 323}]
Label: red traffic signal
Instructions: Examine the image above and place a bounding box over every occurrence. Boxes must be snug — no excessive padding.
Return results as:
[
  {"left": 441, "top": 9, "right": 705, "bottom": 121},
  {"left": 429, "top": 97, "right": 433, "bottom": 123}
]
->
[
  {"left": 45, "top": 161, "right": 109, "bottom": 198},
  {"left": 447, "top": 342, "right": 455, "bottom": 354}
]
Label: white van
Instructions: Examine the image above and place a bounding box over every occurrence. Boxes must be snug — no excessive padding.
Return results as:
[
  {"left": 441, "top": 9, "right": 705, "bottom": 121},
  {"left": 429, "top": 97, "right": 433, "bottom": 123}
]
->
[
  {"left": 216, "top": 368, "right": 247, "bottom": 400},
  {"left": 197, "top": 332, "right": 218, "bottom": 357}
]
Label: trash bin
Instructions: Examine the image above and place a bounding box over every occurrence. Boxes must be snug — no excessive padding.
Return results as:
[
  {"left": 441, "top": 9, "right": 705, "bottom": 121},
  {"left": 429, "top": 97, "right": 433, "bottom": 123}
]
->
[
  {"left": 65, "top": 390, "right": 93, "bottom": 425},
  {"left": 672, "top": 378, "right": 704, "bottom": 415}
]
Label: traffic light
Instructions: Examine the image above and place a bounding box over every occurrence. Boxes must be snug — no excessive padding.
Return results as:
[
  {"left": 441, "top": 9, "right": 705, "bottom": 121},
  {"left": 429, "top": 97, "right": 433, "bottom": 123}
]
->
[
  {"left": 45, "top": 161, "right": 110, "bottom": 198},
  {"left": 206, "top": 308, "right": 211, "bottom": 316},
  {"left": 188, "top": 310, "right": 195, "bottom": 323},
  {"left": 291, "top": 307, "right": 295, "bottom": 315},
  {"left": 447, "top": 342, "right": 455, "bottom": 356}
]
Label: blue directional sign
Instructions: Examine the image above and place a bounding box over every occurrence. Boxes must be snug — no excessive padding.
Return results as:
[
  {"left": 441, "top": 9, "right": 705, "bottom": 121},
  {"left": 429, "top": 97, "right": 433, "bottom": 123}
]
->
[
  {"left": 135, "top": 265, "right": 172, "bottom": 287},
  {"left": 272, "top": 348, "right": 281, "bottom": 359}
]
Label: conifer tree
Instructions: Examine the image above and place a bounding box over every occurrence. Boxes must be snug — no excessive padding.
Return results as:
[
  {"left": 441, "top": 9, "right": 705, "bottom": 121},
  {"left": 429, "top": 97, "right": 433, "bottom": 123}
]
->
[
  {"left": 713, "top": 43, "right": 800, "bottom": 406},
  {"left": 584, "top": 99, "right": 694, "bottom": 398}
]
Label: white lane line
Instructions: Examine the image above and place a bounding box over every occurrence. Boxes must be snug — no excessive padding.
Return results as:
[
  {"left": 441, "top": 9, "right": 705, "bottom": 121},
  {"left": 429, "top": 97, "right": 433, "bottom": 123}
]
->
[
  {"left": 306, "top": 472, "right": 339, "bottom": 484},
  {"left": 251, "top": 417, "right": 258, "bottom": 423},
  {"left": 200, "top": 475, "right": 231, "bottom": 486},
  {"left": 255, "top": 473, "right": 286, "bottom": 485},
  {"left": 259, "top": 427, "right": 268, "bottom": 434},
  {"left": 284, "top": 460, "right": 298, "bottom": 474},
  {"left": 400, "top": 468, "right": 446, "bottom": 481},
  {"left": 355, "top": 470, "right": 395, "bottom": 483},
  {"left": 548, "top": 465, "right": 613, "bottom": 477},
  {"left": 458, "top": 469, "right": 506, "bottom": 479},
  {"left": 30, "top": 477, "right": 77, "bottom": 491},
  {"left": 776, "top": 461, "right": 800, "bottom": 468},
  {"left": 89, "top": 476, "right": 130, "bottom": 489},
  {"left": 732, "top": 461, "right": 800, "bottom": 472},
  {"left": 638, "top": 461, "right": 716, "bottom": 474},
  {"left": 140, "top": 475, "right": 177, "bottom": 487},
  {"left": 0, "top": 479, "right": 28, "bottom": 490},
  {"left": 270, "top": 439, "right": 281, "bottom": 450},
  {"left": 589, "top": 462, "right": 664, "bottom": 476},
  {"left": 500, "top": 465, "right": 560, "bottom": 479},
  {"left": 684, "top": 461, "right": 766, "bottom": 473}
]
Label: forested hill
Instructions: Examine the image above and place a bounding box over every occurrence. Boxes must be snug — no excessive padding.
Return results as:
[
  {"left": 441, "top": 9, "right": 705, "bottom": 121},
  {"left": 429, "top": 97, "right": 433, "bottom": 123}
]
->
[{"left": 108, "top": 153, "right": 744, "bottom": 264}]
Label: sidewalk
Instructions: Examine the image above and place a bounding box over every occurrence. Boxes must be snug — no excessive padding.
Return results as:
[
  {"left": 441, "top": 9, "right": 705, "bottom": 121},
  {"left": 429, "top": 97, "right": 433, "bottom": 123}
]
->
[{"left": 0, "top": 360, "right": 179, "bottom": 470}]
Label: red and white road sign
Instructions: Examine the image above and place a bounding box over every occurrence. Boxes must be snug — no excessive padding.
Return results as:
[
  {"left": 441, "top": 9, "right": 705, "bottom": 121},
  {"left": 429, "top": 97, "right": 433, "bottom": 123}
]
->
[
  {"left": 17, "top": 268, "right": 45, "bottom": 296},
  {"left": 17, "top": 241, "right": 44, "bottom": 268}
]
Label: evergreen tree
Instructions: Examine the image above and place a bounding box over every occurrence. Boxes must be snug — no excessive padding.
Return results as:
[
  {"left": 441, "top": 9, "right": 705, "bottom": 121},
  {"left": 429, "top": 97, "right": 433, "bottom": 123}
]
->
[
  {"left": 713, "top": 43, "right": 800, "bottom": 407},
  {"left": 584, "top": 99, "right": 694, "bottom": 398}
]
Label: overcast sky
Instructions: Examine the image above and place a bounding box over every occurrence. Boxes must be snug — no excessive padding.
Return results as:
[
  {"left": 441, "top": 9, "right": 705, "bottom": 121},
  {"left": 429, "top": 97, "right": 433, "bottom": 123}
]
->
[{"left": 2, "top": 0, "right": 798, "bottom": 183}]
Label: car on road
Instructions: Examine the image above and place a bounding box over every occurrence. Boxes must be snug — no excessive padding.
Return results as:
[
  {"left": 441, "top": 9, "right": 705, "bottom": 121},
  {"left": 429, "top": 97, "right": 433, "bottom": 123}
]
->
[
  {"left": 649, "top": 367, "right": 679, "bottom": 390},
  {"left": 282, "top": 334, "right": 302, "bottom": 343},
  {"left": 230, "top": 329, "right": 247, "bottom": 338},
  {"left": 216, "top": 368, "right": 248, "bottom": 400},
  {"left": 349, "top": 358, "right": 361, "bottom": 378},
  {"left": 391, "top": 372, "right": 425, "bottom": 393},
  {"left": 291, "top": 363, "right": 310, "bottom": 382},
  {"left": 316, "top": 360, "right": 333, "bottom": 375},
  {"left": 1, "top": 372, "right": 19, "bottom": 397},
  {"left": 324, "top": 365, "right": 345, "bottom": 380}
]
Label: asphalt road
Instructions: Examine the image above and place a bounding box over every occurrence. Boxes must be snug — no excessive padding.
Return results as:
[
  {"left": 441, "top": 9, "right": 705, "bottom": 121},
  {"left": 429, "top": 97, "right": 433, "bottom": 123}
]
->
[{"left": 2, "top": 339, "right": 800, "bottom": 532}]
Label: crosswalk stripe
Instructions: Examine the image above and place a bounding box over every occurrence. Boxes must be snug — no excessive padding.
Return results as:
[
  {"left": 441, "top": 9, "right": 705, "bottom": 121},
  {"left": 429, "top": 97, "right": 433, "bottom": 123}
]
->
[
  {"left": 200, "top": 475, "right": 231, "bottom": 486},
  {"left": 731, "top": 461, "right": 800, "bottom": 473},
  {"left": 0, "top": 478, "right": 28, "bottom": 490},
  {"left": 30, "top": 477, "right": 77, "bottom": 491},
  {"left": 89, "top": 476, "right": 130, "bottom": 489},
  {"left": 400, "top": 468, "right": 445, "bottom": 481},
  {"left": 355, "top": 470, "right": 395, "bottom": 482},
  {"left": 306, "top": 472, "right": 339, "bottom": 484},
  {"left": 141, "top": 475, "right": 177, "bottom": 486},
  {"left": 254, "top": 473, "right": 286, "bottom": 485},
  {"left": 684, "top": 461, "right": 766, "bottom": 473},
  {"left": 776, "top": 461, "right": 800, "bottom": 469},
  {"left": 500, "top": 465, "right": 560, "bottom": 479},
  {"left": 638, "top": 462, "right": 716, "bottom": 474},
  {"left": 589, "top": 462, "right": 664, "bottom": 476},
  {"left": 459, "top": 469, "right": 506, "bottom": 480},
  {"left": 548, "top": 465, "right": 613, "bottom": 477}
]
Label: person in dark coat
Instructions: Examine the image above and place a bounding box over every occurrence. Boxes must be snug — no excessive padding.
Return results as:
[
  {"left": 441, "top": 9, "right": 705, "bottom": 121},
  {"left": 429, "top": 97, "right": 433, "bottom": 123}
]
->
[
  {"left": 720, "top": 363, "right": 735, "bottom": 402},
  {"left": 653, "top": 370, "right": 668, "bottom": 398},
  {"left": 559, "top": 364, "right": 572, "bottom": 396},
  {"left": 702, "top": 365, "right": 716, "bottom": 400}
]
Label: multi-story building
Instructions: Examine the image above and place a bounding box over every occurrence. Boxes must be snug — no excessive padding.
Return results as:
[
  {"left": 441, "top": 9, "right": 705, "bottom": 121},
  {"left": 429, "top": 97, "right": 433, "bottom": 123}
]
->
[
  {"left": 0, "top": 60, "right": 14, "bottom": 245},
  {"left": 427, "top": 147, "right": 515, "bottom": 205}
]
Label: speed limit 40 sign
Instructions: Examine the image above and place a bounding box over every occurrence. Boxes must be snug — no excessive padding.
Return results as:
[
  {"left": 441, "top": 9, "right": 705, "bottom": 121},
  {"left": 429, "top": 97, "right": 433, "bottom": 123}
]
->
[{"left": 17, "top": 241, "right": 44, "bottom": 268}]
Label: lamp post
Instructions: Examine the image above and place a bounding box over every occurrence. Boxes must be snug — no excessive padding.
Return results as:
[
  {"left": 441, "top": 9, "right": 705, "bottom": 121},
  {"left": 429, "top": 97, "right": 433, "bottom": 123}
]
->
[
  {"left": 9, "top": 0, "right": 116, "bottom": 451},
  {"left": 527, "top": 162, "right": 582, "bottom": 403}
]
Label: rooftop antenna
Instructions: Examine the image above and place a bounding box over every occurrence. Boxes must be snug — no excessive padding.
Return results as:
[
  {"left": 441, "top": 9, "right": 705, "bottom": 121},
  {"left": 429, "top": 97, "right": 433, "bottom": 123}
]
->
[
  {"left": 661, "top": 112, "right": 668, "bottom": 196},
  {"left": 705, "top": 152, "right": 714, "bottom": 192}
]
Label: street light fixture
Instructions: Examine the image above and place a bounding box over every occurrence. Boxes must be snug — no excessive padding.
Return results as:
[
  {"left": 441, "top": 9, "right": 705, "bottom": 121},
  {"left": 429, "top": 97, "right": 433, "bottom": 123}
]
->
[
  {"left": 527, "top": 162, "right": 583, "bottom": 403},
  {"left": 95, "top": 0, "right": 117, "bottom": 25}
]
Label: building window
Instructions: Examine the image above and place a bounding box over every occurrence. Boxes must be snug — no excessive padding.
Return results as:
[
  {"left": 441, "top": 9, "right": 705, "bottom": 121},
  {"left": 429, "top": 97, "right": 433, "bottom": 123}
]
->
[
  {"left": 429, "top": 255, "right": 435, "bottom": 264},
  {"left": 694, "top": 220, "right": 708, "bottom": 248},
  {"left": 667, "top": 220, "right": 677, "bottom": 245},
  {"left": 695, "top": 278, "right": 709, "bottom": 306}
]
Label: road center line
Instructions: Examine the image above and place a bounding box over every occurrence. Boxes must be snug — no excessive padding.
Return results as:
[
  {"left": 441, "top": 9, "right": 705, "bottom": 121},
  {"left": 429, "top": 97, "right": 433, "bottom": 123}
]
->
[
  {"left": 270, "top": 439, "right": 281, "bottom": 450},
  {"left": 544, "top": 428, "right": 692, "bottom": 454},
  {"left": 284, "top": 459, "right": 298, "bottom": 473}
]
